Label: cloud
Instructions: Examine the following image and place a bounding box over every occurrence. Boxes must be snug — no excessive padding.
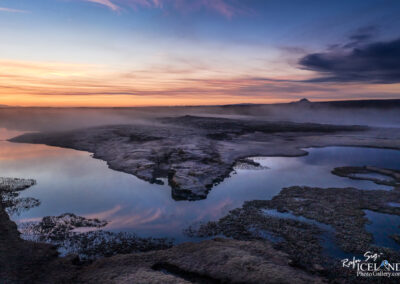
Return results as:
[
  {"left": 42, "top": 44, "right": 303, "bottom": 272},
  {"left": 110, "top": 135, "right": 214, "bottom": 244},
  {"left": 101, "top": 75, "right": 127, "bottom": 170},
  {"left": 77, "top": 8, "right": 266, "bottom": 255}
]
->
[
  {"left": 83, "top": 0, "right": 248, "bottom": 18},
  {"left": 1, "top": 57, "right": 399, "bottom": 107},
  {"left": 299, "top": 37, "right": 400, "bottom": 84},
  {"left": 342, "top": 26, "right": 378, "bottom": 48},
  {"left": 0, "top": 6, "right": 28, "bottom": 13},
  {"left": 85, "top": 0, "right": 120, "bottom": 11}
]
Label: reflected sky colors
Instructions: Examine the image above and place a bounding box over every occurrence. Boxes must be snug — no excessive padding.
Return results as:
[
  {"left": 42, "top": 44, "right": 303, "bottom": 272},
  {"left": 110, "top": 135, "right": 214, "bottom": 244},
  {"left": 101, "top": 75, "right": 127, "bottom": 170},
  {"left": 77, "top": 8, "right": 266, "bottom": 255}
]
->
[
  {"left": 1, "top": 0, "right": 400, "bottom": 106},
  {"left": 2, "top": 129, "right": 400, "bottom": 241},
  {"left": 365, "top": 210, "right": 400, "bottom": 250}
]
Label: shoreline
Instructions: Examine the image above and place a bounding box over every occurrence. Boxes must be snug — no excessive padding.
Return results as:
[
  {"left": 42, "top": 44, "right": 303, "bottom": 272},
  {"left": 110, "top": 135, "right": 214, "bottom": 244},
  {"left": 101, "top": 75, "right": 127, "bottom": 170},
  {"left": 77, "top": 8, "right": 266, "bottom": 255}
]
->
[
  {"left": 0, "top": 178, "right": 326, "bottom": 283},
  {"left": 2, "top": 163, "right": 400, "bottom": 282},
  {"left": 9, "top": 116, "right": 400, "bottom": 201}
]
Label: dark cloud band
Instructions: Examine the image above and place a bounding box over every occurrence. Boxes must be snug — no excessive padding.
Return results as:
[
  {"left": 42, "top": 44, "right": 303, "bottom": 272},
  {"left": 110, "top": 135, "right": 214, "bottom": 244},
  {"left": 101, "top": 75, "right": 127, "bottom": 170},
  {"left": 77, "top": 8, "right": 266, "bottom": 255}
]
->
[{"left": 299, "top": 38, "right": 400, "bottom": 83}]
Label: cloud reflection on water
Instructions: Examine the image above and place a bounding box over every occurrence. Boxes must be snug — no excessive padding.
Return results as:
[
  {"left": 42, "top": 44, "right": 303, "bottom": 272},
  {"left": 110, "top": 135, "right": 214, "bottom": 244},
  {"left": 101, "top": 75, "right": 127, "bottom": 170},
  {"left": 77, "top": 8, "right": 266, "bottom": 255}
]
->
[{"left": 2, "top": 128, "right": 400, "bottom": 241}]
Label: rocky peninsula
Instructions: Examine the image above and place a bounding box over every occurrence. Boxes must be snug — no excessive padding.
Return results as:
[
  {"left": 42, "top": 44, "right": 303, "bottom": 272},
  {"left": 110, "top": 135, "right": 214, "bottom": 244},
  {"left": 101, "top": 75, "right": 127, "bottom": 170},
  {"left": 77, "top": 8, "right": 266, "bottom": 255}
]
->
[{"left": 10, "top": 115, "right": 400, "bottom": 200}]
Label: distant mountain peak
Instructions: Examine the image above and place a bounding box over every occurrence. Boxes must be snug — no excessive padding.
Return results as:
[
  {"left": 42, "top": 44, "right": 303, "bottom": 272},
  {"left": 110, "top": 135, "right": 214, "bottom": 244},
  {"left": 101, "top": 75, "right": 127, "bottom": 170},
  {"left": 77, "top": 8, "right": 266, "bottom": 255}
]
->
[
  {"left": 290, "top": 98, "right": 311, "bottom": 105},
  {"left": 298, "top": 98, "right": 310, "bottom": 103}
]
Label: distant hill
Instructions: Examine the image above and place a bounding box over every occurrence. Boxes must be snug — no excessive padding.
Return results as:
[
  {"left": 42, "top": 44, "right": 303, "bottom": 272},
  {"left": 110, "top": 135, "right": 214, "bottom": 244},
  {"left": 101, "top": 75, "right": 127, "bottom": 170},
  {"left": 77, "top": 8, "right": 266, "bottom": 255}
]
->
[
  {"left": 285, "top": 98, "right": 400, "bottom": 109},
  {"left": 315, "top": 99, "right": 400, "bottom": 109},
  {"left": 219, "top": 99, "right": 400, "bottom": 110},
  {"left": 218, "top": 99, "right": 400, "bottom": 111}
]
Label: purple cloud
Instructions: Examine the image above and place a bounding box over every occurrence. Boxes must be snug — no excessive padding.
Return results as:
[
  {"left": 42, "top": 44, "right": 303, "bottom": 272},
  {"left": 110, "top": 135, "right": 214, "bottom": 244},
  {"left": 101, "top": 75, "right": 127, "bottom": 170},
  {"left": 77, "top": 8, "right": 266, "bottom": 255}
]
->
[
  {"left": 0, "top": 6, "right": 29, "bottom": 13},
  {"left": 84, "top": 0, "right": 248, "bottom": 18}
]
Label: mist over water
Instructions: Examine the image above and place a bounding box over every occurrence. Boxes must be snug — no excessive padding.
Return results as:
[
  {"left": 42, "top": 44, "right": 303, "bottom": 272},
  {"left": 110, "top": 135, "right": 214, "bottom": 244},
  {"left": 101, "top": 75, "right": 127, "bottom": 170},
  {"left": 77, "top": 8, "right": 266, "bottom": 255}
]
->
[{"left": 1, "top": 100, "right": 399, "bottom": 133}]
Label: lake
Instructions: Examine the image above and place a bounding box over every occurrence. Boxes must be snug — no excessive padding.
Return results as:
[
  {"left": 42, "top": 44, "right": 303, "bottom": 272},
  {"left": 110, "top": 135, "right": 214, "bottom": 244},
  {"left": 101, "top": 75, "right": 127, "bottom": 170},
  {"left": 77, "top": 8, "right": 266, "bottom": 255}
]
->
[{"left": 1, "top": 128, "right": 400, "bottom": 248}]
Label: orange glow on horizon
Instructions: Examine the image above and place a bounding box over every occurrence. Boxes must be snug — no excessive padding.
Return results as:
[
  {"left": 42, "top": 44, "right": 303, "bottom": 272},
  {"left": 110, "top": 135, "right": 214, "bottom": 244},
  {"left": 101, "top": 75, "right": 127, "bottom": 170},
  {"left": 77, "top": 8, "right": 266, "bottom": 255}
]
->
[
  {"left": 0, "top": 94, "right": 292, "bottom": 107},
  {"left": 1, "top": 58, "right": 399, "bottom": 107}
]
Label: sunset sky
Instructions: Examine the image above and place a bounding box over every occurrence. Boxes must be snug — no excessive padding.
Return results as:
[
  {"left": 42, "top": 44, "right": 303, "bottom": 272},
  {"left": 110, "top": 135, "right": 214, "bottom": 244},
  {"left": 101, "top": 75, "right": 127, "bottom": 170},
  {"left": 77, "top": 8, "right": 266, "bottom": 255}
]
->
[{"left": 1, "top": 0, "right": 400, "bottom": 107}]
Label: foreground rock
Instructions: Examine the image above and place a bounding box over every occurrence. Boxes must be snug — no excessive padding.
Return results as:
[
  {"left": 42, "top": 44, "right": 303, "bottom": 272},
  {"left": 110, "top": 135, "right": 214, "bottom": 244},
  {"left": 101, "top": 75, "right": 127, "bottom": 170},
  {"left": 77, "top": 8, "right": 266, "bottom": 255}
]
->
[
  {"left": 1, "top": 177, "right": 325, "bottom": 283},
  {"left": 186, "top": 167, "right": 400, "bottom": 282},
  {"left": 0, "top": 178, "right": 80, "bottom": 283},
  {"left": 21, "top": 213, "right": 173, "bottom": 259},
  {"left": 332, "top": 166, "right": 400, "bottom": 187},
  {"left": 3, "top": 165, "right": 400, "bottom": 282},
  {"left": 77, "top": 238, "right": 326, "bottom": 284},
  {"left": 10, "top": 115, "right": 400, "bottom": 200}
]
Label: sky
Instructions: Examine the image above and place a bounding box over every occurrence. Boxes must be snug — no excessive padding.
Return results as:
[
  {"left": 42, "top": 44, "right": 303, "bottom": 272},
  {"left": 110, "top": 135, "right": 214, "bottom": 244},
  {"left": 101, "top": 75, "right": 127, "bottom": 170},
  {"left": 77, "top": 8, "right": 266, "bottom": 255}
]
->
[{"left": 0, "top": 0, "right": 400, "bottom": 107}]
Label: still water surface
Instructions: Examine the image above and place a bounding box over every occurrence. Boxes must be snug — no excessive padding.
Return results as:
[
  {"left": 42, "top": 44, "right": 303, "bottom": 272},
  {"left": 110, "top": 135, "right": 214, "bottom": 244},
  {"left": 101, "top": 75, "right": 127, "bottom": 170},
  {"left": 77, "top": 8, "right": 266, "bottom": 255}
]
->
[{"left": 1, "top": 128, "right": 400, "bottom": 247}]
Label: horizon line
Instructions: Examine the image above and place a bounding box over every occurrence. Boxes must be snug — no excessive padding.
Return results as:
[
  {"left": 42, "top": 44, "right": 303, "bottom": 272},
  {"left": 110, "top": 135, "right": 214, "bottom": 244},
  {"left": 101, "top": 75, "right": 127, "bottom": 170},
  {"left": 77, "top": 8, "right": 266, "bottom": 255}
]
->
[{"left": 1, "top": 98, "right": 400, "bottom": 109}]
